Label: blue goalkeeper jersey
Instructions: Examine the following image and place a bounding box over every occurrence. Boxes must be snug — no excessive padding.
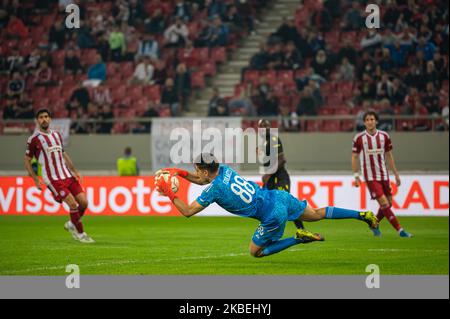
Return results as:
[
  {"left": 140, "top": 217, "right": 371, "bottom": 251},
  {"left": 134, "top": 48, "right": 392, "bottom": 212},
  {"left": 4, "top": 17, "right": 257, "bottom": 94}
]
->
[{"left": 196, "top": 164, "right": 271, "bottom": 221}]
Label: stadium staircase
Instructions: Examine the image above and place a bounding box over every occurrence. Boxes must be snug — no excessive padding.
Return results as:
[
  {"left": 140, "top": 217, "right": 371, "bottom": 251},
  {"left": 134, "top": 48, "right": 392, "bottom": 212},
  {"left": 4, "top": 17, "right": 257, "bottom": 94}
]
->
[{"left": 186, "top": 0, "right": 300, "bottom": 116}]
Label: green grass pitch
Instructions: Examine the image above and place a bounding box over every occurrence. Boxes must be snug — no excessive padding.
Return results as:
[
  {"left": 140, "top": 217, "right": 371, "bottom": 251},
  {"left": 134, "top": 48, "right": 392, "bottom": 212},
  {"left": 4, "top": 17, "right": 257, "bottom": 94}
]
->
[{"left": 0, "top": 216, "right": 448, "bottom": 276}]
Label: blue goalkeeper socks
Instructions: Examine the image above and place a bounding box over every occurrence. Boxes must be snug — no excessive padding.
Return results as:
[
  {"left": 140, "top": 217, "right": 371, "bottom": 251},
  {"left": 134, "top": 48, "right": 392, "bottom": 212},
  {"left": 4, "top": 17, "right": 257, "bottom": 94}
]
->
[
  {"left": 261, "top": 237, "right": 302, "bottom": 257},
  {"left": 325, "top": 206, "right": 361, "bottom": 219}
]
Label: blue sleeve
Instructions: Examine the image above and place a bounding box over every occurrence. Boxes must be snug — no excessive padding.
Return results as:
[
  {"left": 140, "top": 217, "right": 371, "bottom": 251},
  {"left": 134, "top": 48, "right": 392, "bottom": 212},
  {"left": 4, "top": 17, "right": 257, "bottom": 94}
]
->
[{"left": 196, "top": 184, "right": 217, "bottom": 207}]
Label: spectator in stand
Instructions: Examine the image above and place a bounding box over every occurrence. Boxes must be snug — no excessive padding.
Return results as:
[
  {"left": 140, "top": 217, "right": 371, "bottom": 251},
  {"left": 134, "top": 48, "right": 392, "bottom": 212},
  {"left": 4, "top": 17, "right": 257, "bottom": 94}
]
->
[
  {"left": 136, "top": 33, "right": 159, "bottom": 60},
  {"left": 96, "top": 104, "right": 114, "bottom": 134},
  {"left": 307, "top": 29, "right": 325, "bottom": 55},
  {"left": 16, "top": 93, "right": 34, "bottom": 119},
  {"left": 109, "top": 24, "right": 126, "bottom": 62},
  {"left": 413, "top": 50, "right": 427, "bottom": 73},
  {"left": 96, "top": 32, "right": 110, "bottom": 62},
  {"left": 34, "top": 60, "right": 53, "bottom": 86},
  {"left": 70, "top": 106, "right": 90, "bottom": 134},
  {"left": 355, "top": 100, "right": 372, "bottom": 131},
  {"left": 416, "top": 35, "right": 436, "bottom": 61},
  {"left": 7, "top": 71, "right": 25, "bottom": 99},
  {"left": 70, "top": 81, "right": 90, "bottom": 111},
  {"left": 205, "top": 0, "right": 227, "bottom": 19},
  {"left": 423, "top": 60, "right": 441, "bottom": 90},
  {"left": 144, "top": 8, "right": 166, "bottom": 35},
  {"left": 208, "top": 15, "right": 229, "bottom": 47},
  {"left": 25, "top": 49, "right": 41, "bottom": 73},
  {"left": 3, "top": 97, "right": 19, "bottom": 119},
  {"left": 161, "top": 78, "right": 180, "bottom": 116},
  {"left": 127, "top": 0, "right": 145, "bottom": 26},
  {"left": 360, "top": 29, "right": 383, "bottom": 53},
  {"left": 377, "top": 73, "right": 394, "bottom": 100},
  {"left": 6, "top": 48, "right": 25, "bottom": 73},
  {"left": 422, "top": 82, "right": 441, "bottom": 115},
  {"left": 267, "top": 42, "right": 284, "bottom": 70},
  {"left": 258, "top": 89, "right": 279, "bottom": 116},
  {"left": 273, "top": 17, "right": 299, "bottom": 45},
  {"left": 378, "top": 98, "right": 395, "bottom": 131},
  {"left": 164, "top": 17, "right": 189, "bottom": 48},
  {"left": 311, "top": 2, "right": 332, "bottom": 32},
  {"left": 390, "top": 78, "right": 408, "bottom": 106},
  {"left": 338, "top": 38, "right": 358, "bottom": 65},
  {"left": 397, "top": 25, "right": 416, "bottom": 46},
  {"left": 5, "top": 14, "right": 28, "bottom": 39},
  {"left": 386, "top": 40, "right": 409, "bottom": 68},
  {"left": 257, "top": 76, "right": 271, "bottom": 99},
  {"left": 207, "top": 87, "right": 225, "bottom": 116},
  {"left": 174, "top": 63, "right": 191, "bottom": 112},
  {"left": 338, "top": 57, "right": 355, "bottom": 81},
  {"left": 308, "top": 79, "right": 324, "bottom": 107},
  {"left": 311, "top": 50, "right": 333, "bottom": 79},
  {"left": 87, "top": 54, "right": 106, "bottom": 81},
  {"left": 92, "top": 82, "right": 113, "bottom": 109},
  {"left": 130, "top": 56, "right": 154, "bottom": 85},
  {"left": 359, "top": 73, "right": 377, "bottom": 100},
  {"left": 432, "top": 52, "right": 448, "bottom": 83},
  {"left": 278, "top": 105, "right": 299, "bottom": 132},
  {"left": 440, "top": 105, "right": 449, "bottom": 131},
  {"left": 173, "top": 0, "right": 191, "bottom": 23},
  {"left": 403, "top": 87, "right": 421, "bottom": 114},
  {"left": 76, "top": 20, "right": 95, "bottom": 49},
  {"left": 382, "top": 28, "right": 397, "bottom": 47},
  {"left": 383, "top": 1, "right": 401, "bottom": 30},
  {"left": 228, "top": 87, "right": 256, "bottom": 116},
  {"left": 412, "top": 101, "right": 431, "bottom": 131},
  {"left": 49, "top": 19, "right": 66, "bottom": 50},
  {"left": 152, "top": 59, "right": 167, "bottom": 85},
  {"left": 379, "top": 48, "right": 395, "bottom": 72},
  {"left": 282, "top": 41, "right": 302, "bottom": 70},
  {"left": 248, "top": 42, "right": 270, "bottom": 70},
  {"left": 357, "top": 51, "right": 376, "bottom": 80},
  {"left": 223, "top": 5, "right": 244, "bottom": 35},
  {"left": 112, "top": 0, "right": 130, "bottom": 24},
  {"left": 342, "top": 1, "right": 363, "bottom": 31},
  {"left": 214, "top": 99, "right": 230, "bottom": 117},
  {"left": 404, "top": 64, "right": 424, "bottom": 90},
  {"left": 64, "top": 48, "right": 82, "bottom": 75},
  {"left": 142, "top": 101, "right": 160, "bottom": 132},
  {"left": 297, "top": 86, "right": 318, "bottom": 116}
]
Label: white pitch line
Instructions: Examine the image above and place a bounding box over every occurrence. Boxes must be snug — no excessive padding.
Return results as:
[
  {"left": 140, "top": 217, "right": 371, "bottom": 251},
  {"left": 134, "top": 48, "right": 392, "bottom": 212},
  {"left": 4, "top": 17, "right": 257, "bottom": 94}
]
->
[{"left": 1, "top": 247, "right": 448, "bottom": 275}]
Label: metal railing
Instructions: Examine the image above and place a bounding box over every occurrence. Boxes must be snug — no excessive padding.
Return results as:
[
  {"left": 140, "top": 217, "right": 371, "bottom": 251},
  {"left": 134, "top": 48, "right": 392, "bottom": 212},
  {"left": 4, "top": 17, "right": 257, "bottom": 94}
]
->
[{"left": 0, "top": 114, "right": 448, "bottom": 134}]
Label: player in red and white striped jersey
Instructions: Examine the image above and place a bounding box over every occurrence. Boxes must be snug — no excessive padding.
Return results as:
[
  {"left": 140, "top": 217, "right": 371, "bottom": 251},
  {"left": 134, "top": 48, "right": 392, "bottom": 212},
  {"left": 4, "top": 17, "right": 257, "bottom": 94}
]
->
[
  {"left": 352, "top": 110, "right": 413, "bottom": 238},
  {"left": 24, "top": 108, "right": 94, "bottom": 243}
]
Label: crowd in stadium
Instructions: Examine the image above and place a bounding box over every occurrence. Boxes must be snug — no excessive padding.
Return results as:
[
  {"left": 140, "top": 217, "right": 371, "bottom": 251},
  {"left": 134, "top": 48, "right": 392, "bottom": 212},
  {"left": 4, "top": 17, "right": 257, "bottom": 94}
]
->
[
  {"left": 0, "top": 0, "right": 449, "bottom": 133},
  {"left": 1, "top": 0, "right": 265, "bottom": 133}
]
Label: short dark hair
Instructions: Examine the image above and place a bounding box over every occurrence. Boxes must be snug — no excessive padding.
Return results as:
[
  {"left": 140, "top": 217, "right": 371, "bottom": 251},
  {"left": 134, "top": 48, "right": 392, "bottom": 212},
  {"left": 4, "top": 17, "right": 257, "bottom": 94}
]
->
[
  {"left": 35, "top": 108, "right": 52, "bottom": 119},
  {"left": 363, "top": 110, "right": 379, "bottom": 122},
  {"left": 194, "top": 153, "right": 219, "bottom": 173}
]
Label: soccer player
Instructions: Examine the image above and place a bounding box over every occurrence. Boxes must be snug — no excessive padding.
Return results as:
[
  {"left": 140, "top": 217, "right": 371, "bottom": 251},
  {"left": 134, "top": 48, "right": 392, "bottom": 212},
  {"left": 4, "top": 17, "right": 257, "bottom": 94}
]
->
[
  {"left": 155, "top": 153, "right": 378, "bottom": 258},
  {"left": 24, "top": 108, "right": 94, "bottom": 243},
  {"left": 352, "top": 110, "right": 413, "bottom": 238},
  {"left": 258, "top": 119, "right": 304, "bottom": 230}
]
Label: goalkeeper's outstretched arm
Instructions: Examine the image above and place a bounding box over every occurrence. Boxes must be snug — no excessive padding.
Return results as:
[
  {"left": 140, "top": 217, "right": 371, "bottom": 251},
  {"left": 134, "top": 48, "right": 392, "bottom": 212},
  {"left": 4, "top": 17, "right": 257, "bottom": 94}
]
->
[{"left": 172, "top": 198, "right": 205, "bottom": 218}]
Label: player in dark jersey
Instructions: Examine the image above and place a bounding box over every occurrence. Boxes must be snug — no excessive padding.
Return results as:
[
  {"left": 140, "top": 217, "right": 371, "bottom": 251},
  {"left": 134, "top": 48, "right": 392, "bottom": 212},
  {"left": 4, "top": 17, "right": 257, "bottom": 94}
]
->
[{"left": 258, "top": 119, "right": 304, "bottom": 229}]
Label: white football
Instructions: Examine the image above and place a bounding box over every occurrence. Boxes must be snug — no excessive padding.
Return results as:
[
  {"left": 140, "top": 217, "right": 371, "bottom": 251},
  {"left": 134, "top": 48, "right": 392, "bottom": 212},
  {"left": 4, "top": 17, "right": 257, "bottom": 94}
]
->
[{"left": 156, "top": 172, "right": 179, "bottom": 193}]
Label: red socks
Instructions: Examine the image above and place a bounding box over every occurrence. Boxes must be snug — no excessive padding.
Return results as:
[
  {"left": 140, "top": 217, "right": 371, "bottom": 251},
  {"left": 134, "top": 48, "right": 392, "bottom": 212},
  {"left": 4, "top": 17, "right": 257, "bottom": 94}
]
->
[
  {"left": 380, "top": 205, "right": 402, "bottom": 231},
  {"left": 70, "top": 209, "right": 84, "bottom": 233}
]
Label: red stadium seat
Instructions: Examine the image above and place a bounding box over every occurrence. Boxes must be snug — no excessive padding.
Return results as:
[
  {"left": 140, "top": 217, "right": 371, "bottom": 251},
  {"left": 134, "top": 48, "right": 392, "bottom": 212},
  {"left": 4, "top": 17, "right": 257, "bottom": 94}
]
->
[
  {"left": 261, "top": 70, "right": 277, "bottom": 85},
  {"left": 144, "top": 85, "right": 161, "bottom": 102},
  {"left": 128, "top": 85, "right": 143, "bottom": 100},
  {"left": 278, "top": 70, "right": 295, "bottom": 85},
  {"left": 321, "top": 120, "right": 341, "bottom": 132},
  {"left": 211, "top": 47, "right": 227, "bottom": 64},
  {"left": 201, "top": 61, "right": 217, "bottom": 76},
  {"left": 191, "top": 72, "right": 205, "bottom": 89},
  {"left": 244, "top": 70, "right": 259, "bottom": 85}
]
